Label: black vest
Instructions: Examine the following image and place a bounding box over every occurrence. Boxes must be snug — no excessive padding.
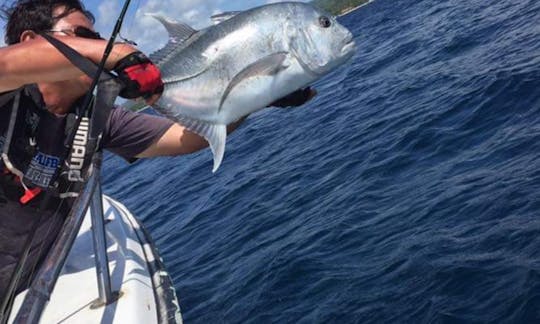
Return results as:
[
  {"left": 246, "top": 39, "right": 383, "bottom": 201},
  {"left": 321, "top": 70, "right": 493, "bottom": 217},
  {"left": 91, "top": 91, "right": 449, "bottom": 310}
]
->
[{"left": 0, "top": 85, "right": 92, "bottom": 197}]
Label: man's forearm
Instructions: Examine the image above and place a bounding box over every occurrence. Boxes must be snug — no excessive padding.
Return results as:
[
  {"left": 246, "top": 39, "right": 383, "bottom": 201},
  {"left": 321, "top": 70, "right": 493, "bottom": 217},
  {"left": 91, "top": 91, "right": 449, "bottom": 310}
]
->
[
  {"left": 136, "top": 115, "right": 250, "bottom": 158},
  {"left": 0, "top": 36, "right": 135, "bottom": 92},
  {"left": 137, "top": 87, "right": 316, "bottom": 158}
]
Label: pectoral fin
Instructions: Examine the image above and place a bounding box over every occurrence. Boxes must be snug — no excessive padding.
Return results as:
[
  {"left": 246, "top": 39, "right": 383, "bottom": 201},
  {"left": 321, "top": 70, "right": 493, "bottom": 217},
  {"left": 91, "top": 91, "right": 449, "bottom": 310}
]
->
[
  {"left": 175, "top": 115, "right": 227, "bottom": 173},
  {"left": 219, "top": 52, "right": 289, "bottom": 110}
]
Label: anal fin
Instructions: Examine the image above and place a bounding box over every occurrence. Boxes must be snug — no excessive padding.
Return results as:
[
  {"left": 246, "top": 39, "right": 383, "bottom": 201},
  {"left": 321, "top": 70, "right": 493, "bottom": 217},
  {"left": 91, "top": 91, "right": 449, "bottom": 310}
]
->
[{"left": 175, "top": 115, "right": 227, "bottom": 173}]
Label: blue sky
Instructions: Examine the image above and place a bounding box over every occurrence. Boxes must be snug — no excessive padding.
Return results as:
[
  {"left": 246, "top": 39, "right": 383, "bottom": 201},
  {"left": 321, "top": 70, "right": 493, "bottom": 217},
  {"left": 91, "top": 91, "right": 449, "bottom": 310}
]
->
[
  {"left": 1, "top": 0, "right": 307, "bottom": 52},
  {"left": 90, "top": 0, "right": 287, "bottom": 53},
  {"left": 0, "top": 0, "right": 306, "bottom": 53}
]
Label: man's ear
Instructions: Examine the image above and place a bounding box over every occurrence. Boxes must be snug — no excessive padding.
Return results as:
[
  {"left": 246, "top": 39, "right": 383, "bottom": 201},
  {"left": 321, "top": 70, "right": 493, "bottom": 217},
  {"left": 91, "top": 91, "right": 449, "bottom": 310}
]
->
[{"left": 20, "top": 30, "right": 38, "bottom": 42}]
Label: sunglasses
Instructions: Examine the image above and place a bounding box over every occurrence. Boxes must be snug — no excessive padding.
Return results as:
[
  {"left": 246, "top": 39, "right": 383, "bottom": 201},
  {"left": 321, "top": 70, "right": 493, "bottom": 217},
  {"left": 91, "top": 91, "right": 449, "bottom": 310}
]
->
[{"left": 47, "top": 26, "right": 103, "bottom": 40}]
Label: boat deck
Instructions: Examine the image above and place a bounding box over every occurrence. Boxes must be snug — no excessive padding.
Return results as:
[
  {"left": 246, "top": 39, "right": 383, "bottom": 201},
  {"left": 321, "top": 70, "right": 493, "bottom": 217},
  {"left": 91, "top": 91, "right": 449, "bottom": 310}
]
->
[{"left": 10, "top": 196, "right": 182, "bottom": 323}]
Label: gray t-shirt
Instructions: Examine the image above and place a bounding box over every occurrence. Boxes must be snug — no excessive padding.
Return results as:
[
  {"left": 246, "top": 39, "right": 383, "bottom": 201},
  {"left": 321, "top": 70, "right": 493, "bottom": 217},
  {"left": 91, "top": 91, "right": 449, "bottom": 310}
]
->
[
  {"left": 0, "top": 87, "right": 175, "bottom": 163},
  {"left": 103, "top": 107, "right": 174, "bottom": 160}
]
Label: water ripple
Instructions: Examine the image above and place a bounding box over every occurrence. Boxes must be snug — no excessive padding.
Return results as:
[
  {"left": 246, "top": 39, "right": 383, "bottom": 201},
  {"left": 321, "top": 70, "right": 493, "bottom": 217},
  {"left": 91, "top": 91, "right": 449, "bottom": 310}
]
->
[{"left": 103, "top": 0, "right": 540, "bottom": 322}]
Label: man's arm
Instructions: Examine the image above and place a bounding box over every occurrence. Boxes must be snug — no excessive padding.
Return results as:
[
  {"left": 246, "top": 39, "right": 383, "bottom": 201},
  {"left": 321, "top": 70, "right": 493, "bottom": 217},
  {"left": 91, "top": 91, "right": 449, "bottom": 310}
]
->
[
  {"left": 0, "top": 36, "right": 136, "bottom": 93},
  {"left": 136, "top": 117, "right": 247, "bottom": 157},
  {"left": 136, "top": 88, "right": 317, "bottom": 158}
]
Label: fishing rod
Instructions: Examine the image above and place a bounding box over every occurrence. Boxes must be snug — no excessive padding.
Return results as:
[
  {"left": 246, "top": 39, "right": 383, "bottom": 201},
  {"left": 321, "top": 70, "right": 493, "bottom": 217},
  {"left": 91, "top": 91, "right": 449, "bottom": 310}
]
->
[
  {"left": 80, "top": 0, "right": 133, "bottom": 117},
  {"left": 0, "top": 1, "right": 133, "bottom": 322}
]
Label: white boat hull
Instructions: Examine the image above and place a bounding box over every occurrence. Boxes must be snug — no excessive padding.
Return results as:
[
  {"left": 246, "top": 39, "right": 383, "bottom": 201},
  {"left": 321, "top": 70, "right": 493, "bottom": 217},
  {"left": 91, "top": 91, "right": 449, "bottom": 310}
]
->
[{"left": 10, "top": 195, "right": 182, "bottom": 324}]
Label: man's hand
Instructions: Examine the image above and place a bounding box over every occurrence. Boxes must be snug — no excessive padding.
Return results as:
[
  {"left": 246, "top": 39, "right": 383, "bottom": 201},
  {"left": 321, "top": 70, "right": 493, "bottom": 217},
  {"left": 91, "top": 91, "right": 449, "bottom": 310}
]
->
[
  {"left": 269, "top": 87, "right": 317, "bottom": 108},
  {"left": 114, "top": 51, "right": 164, "bottom": 105}
]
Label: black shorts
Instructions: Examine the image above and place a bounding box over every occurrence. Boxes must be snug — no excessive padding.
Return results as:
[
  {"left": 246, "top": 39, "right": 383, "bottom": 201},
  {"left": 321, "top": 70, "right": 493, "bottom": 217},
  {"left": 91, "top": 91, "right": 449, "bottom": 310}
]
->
[{"left": 0, "top": 176, "right": 69, "bottom": 297}]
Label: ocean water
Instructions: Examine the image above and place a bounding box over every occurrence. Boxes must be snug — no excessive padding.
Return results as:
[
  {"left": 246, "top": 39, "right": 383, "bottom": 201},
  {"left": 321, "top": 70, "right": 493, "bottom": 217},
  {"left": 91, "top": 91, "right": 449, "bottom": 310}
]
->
[{"left": 102, "top": 0, "right": 540, "bottom": 322}]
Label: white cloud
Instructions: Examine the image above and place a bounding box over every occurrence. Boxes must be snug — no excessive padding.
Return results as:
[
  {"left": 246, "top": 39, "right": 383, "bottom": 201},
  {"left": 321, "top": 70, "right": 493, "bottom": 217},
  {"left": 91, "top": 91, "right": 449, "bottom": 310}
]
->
[
  {"left": 95, "top": 1, "right": 121, "bottom": 32},
  {"left": 0, "top": 1, "right": 310, "bottom": 54},
  {"left": 0, "top": 2, "right": 307, "bottom": 52},
  {"left": 0, "top": 24, "right": 5, "bottom": 47},
  {"left": 123, "top": 0, "right": 227, "bottom": 54}
]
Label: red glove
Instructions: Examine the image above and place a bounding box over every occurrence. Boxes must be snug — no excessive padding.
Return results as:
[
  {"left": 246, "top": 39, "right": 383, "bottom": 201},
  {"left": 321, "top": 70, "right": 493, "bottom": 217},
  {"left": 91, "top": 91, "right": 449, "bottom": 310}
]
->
[{"left": 114, "top": 52, "right": 164, "bottom": 99}]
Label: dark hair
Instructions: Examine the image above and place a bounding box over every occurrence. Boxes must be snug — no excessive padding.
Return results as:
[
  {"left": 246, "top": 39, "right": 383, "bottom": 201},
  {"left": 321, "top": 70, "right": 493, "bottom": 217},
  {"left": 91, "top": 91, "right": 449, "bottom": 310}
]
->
[{"left": 1, "top": 0, "right": 95, "bottom": 45}]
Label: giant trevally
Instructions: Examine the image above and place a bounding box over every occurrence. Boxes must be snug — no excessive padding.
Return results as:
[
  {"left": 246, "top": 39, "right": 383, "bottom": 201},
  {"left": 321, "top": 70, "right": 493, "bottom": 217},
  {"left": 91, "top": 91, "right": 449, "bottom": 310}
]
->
[{"left": 149, "top": 2, "right": 356, "bottom": 172}]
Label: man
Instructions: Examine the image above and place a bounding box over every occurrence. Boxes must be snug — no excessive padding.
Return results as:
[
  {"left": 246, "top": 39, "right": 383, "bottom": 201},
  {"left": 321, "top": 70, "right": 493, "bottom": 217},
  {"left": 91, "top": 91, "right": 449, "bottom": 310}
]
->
[{"left": 0, "top": 0, "right": 314, "bottom": 305}]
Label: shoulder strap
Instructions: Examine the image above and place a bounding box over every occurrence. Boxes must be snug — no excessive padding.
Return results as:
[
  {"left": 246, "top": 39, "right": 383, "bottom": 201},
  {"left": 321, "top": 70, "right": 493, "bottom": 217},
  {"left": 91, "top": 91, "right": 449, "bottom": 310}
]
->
[
  {"left": 40, "top": 33, "right": 114, "bottom": 82},
  {"left": 1, "top": 90, "right": 25, "bottom": 178},
  {"left": 39, "top": 33, "right": 122, "bottom": 147},
  {"left": 0, "top": 89, "right": 20, "bottom": 108},
  {"left": 1, "top": 34, "right": 116, "bottom": 108}
]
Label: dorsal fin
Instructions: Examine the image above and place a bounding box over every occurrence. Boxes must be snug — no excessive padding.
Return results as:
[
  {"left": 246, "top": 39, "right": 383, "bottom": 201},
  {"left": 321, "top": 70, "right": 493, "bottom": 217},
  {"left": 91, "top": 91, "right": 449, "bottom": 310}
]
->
[
  {"left": 210, "top": 11, "right": 242, "bottom": 25},
  {"left": 146, "top": 14, "right": 199, "bottom": 65},
  {"left": 147, "top": 13, "right": 197, "bottom": 44}
]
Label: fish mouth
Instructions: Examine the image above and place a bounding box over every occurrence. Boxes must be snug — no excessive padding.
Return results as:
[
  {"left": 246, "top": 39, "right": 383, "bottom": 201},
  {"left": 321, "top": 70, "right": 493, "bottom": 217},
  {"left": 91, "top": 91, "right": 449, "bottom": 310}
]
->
[
  {"left": 341, "top": 32, "right": 356, "bottom": 55},
  {"left": 341, "top": 40, "right": 356, "bottom": 56}
]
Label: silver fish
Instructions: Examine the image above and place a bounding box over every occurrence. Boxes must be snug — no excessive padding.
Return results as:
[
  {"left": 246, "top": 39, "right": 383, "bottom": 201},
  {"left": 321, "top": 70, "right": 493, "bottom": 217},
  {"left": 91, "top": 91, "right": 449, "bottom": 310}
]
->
[{"left": 150, "top": 2, "right": 356, "bottom": 172}]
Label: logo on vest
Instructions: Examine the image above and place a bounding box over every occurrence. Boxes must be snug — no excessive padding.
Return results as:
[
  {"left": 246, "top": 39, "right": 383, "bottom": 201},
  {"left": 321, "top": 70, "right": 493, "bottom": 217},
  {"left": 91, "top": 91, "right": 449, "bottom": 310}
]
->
[
  {"left": 25, "top": 152, "right": 60, "bottom": 188},
  {"left": 67, "top": 117, "right": 89, "bottom": 182}
]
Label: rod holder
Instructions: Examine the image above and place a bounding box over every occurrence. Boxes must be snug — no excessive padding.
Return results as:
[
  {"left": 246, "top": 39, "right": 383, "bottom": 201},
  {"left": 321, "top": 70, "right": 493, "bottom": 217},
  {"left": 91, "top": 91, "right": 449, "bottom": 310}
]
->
[{"left": 89, "top": 155, "right": 114, "bottom": 305}]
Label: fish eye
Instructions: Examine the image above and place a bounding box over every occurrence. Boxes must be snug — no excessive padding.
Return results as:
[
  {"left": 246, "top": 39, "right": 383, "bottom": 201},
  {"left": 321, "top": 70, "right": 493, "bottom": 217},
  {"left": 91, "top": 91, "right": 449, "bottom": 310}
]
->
[{"left": 319, "top": 16, "right": 331, "bottom": 28}]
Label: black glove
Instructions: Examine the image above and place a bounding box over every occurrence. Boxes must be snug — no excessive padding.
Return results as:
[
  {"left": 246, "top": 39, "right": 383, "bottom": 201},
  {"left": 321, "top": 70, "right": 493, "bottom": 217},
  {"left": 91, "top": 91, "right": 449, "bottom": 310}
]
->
[
  {"left": 269, "top": 87, "right": 317, "bottom": 108},
  {"left": 114, "top": 51, "right": 164, "bottom": 99}
]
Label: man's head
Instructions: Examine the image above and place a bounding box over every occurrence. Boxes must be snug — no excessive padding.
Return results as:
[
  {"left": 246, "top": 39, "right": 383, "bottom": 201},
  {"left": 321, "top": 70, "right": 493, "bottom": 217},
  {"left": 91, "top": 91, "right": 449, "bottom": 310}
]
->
[{"left": 2, "top": 0, "right": 94, "bottom": 45}]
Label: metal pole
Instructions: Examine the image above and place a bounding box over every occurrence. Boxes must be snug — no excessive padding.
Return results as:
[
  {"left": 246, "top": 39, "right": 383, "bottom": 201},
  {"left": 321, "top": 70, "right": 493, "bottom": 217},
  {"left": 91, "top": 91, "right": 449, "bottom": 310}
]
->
[{"left": 89, "top": 153, "right": 114, "bottom": 306}]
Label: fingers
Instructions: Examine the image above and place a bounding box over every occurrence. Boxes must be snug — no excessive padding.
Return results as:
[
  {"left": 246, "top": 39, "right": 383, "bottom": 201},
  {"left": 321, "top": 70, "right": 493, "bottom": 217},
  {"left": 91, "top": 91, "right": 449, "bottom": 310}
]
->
[
  {"left": 269, "top": 87, "right": 313, "bottom": 108},
  {"left": 307, "top": 88, "right": 317, "bottom": 101},
  {"left": 145, "top": 92, "right": 161, "bottom": 106}
]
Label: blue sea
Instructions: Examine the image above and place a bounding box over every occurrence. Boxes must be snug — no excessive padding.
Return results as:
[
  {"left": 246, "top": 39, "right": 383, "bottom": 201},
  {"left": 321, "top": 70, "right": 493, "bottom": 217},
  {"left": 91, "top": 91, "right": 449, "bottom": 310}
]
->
[{"left": 102, "top": 0, "right": 540, "bottom": 322}]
